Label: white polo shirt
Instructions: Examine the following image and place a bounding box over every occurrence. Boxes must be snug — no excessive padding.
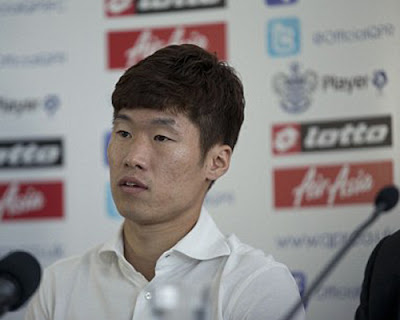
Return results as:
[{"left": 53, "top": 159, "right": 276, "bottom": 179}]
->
[{"left": 25, "top": 207, "right": 305, "bottom": 320}]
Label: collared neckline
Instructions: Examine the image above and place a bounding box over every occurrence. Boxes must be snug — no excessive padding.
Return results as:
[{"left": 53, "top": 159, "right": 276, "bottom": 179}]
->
[
  {"left": 99, "top": 224, "right": 125, "bottom": 261},
  {"left": 99, "top": 207, "right": 231, "bottom": 261},
  {"left": 172, "top": 207, "right": 231, "bottom": 260}
]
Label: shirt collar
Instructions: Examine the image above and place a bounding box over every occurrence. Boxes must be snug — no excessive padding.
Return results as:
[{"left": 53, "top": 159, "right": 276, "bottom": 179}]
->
[
  {"left": 99, "top": 207, "right": 231, "bottom": 261},
  {"left": 99, "top": 224, "right": 125, "bottom": 261},
  {"left": 172, "top": 206, "right": 231, "bottom": 260}
]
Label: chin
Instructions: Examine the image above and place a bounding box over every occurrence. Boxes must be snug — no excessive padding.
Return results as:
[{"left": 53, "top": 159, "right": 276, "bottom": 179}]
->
[{"left": 119, "top": 207, "right": 151, "bottom": 224}]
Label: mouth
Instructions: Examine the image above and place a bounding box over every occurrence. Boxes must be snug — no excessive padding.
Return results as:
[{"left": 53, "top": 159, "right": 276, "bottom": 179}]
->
[{"left": 118, "top": 177, "right": 148, "bottom": 193}]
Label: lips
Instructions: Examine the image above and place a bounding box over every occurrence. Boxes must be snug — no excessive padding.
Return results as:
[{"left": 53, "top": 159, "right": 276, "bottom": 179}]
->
[{"left": 118, "top": 176, "right": 148, "bottom": 192}]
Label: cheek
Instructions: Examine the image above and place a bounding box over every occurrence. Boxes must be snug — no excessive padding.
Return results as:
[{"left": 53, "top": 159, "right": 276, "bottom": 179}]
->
[
  {"left": 159, "top": 149, "right": 204, "bottom": 184},
  {"left": 107, "top": 144, "right": 114, "bottom": 166},
  {"left": 107, "top": 144, "right": 112, "bottom": 164},
  {"left": 107, "top": 141, "right": 122, "bottom": 168}
]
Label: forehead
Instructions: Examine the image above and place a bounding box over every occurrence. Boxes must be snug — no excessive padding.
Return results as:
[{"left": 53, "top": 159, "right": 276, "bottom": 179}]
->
[{"left": 113, "top": 108, "right": 196, "bottom": 131}]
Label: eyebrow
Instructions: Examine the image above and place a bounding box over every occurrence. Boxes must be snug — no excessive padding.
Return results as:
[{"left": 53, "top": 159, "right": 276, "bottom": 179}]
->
[
  {"left": 113, "top": 113, "right": 179, "bottom": 132},
  {"left": 113, "top": 114, "right": 131, "bottom": 123},
  {"left": 150, "top": 118, "right": 176, "bottom": 127}
]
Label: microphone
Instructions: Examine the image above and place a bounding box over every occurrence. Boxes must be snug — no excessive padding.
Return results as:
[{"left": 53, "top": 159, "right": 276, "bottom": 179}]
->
[
  {"left": 0, "top": 251, "right": 41, "bottom": 317},
  {"left": 374, "top": 185, "right": 399, "bottom": 212},
  {"left": 281, "top": 185, "right": 399, "bottom": 320}
]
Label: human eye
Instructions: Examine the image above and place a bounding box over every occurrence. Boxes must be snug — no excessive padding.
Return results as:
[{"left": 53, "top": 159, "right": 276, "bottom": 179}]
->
[
  {"left": 154, "top": 135, "right": 171, "bottom": 142},
  {"left": 116, "top": 130, "right": 131, "bottom": 138}
]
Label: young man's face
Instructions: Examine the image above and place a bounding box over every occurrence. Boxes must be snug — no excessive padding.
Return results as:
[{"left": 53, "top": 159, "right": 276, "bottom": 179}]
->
[{"left": 108, "top": 108, "right": 224, "bottom": 226}]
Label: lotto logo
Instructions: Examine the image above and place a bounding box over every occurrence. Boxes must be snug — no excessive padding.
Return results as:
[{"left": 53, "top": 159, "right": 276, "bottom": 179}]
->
[
  {"left": 272, "top": 115, "right": 392, "bottom": 155},
  {"left": 105, "top": 0, "right": 135, "bottom": 16},
  {"left": 0, "top": 138, "right": 63, "bottom": 169},
  {"left": 272, "top": 123, "right": 301, "bottom": 154},
  {"left": 267, "top": 17, "right": 300, "bottom": 57},
  {"left": 105, "top": 0, "right": 225, "bottom": 16}
]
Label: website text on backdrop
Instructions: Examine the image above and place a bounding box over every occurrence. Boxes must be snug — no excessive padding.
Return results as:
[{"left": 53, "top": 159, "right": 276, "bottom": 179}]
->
[
  {"left": 281, "top": 185, "right": 399, "bottom": 320},
  {"left": 24, "top": 44, "right": 305, "bottom": 320}
]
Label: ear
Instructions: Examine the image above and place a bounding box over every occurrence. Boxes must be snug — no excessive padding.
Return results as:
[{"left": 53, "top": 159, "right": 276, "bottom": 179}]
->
[{"left": 205, "top": 144, "right": 232, "bottom": 182}]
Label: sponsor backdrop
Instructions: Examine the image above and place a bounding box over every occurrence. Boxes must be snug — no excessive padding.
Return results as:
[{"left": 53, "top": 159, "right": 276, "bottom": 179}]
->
[{"left": 0, "top": 0, "right": 399, "bottom": 319}]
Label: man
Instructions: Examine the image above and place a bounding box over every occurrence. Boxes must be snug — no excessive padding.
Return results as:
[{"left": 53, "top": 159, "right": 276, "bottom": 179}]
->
[
  {"left": 355, "top": 229, "right": 400, "bottom": 320},
  {"left": 25, "top": 44, "right": 305, "bottom": 320}
]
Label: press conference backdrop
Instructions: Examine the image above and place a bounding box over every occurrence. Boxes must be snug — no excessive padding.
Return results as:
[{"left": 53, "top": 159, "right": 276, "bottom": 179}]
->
[{"left": 0, "top": 0, "right": 399, "bottom": 319}]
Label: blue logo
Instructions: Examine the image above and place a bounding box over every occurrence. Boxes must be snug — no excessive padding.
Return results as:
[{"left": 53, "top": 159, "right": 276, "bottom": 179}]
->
[
  {"left": 272, "top": 62, "right": 317, "bottom": 113},
  {"left": 266, "top": 0, "right": 297, "bottom": 5},
  {"left": 292, "top": 271, "right": 306, "bottom": 297},
  {"left": 43, "top": 95, "right": 60, "bottom": 116},
  {"left": 267, "top": 18, "right": 300, "bottom": 57},
  {"left": 106, "top": 182, "right": 121, "bottom": 219},
  {"left": 291, "top": 271, "right": 307, "bottom": 307},
  {"left": 104, "top": 131, "right": 111, "bottom": 166},
  {"left": 372, "top": 70, "right": 387, "bottom": 90}
]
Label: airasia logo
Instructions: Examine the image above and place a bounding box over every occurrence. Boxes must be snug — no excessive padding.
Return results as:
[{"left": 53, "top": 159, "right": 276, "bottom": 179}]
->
[
  {"left": 274, "top": 161, "right": 393, "bottom": 208},
  {"left": 107, "top": 22, "right": 226, "bottom": 69},
  {"left": 0, "top": 181, "right": 64, "bottom": 221}
]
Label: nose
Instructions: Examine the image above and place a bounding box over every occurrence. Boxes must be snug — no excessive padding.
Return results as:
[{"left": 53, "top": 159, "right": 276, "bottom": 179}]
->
[{"left": 123, "top": 136, "right": 150, "bottom": 170}]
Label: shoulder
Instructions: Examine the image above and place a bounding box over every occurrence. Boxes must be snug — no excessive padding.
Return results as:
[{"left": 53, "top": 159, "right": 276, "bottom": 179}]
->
[
  {"left": 358, "top": 229, "right": 400, "bottom": 298},
  {"left": 222, "top": 235, "right": 299, "bottom": 293},
  {"left": 224, "top": 234, "right": 290, "bottom": 273},
  {"left": 355, "top": 230, "right": 400, "bottom": 320},
  {"left": 41, "top": 243, "right": 110, "bottom": 289},
  {"left": 379, "top": 229, "right": 400, "bottom": 249},
  {"left": 47, "top": 243, "right": 103, "bottom": 271},
  {"left": 221, "top": 235, "right": 304, "bottom": 320},
  {"left": 371, "top": 229, "right": 400, "bottom": 272},
  {"left": 25, "top": 244, "right": 107, "bottom": 320}
]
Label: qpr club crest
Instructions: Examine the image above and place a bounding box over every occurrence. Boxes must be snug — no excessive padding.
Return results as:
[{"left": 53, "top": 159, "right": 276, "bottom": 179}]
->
[{"left": 273, "top": 62, "right": 317, "bottom": 114}]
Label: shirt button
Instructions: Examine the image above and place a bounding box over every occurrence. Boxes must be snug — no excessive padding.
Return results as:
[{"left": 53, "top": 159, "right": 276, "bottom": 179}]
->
[{"left": 145, "top": 292, "right": 152, "bottom": 300}]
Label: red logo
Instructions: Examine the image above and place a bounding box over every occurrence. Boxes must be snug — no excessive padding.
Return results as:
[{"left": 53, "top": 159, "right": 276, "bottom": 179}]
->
[
  {"left": 272, "top": 123, "right": 301, "bottom": 155},
  {"left": 0, "top": 181, "right": 64, "bottom": 221},
  {"left": 274, "top": 161, "right": 393, "bottom": 208},
  {"left": 107, "top": 22, "right": 226, "bottom": 69}
]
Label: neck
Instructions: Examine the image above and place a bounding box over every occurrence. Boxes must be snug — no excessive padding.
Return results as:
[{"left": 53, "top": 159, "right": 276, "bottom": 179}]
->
[{"left": 122, "top": 210, "right": 200, "bottom": 281}]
